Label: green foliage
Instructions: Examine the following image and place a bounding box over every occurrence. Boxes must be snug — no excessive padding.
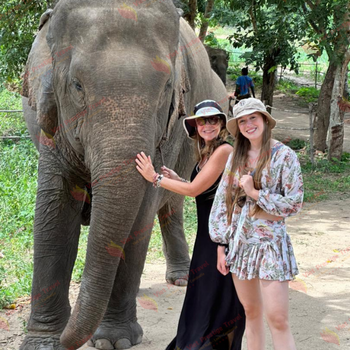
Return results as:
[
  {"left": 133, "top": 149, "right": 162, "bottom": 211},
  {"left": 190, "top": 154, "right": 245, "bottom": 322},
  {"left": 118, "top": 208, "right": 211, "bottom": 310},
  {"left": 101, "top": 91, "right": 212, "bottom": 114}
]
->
[
  {"left": 276, "top": 79, "right": 300, "bottom": 94},
  {"left": 0, "top": 1, "right": 53, "bottom": 84},
  {"left": 285, "top": 138, "right": 307, "bottom": 150},
  {"left": 296, "top": 87, "right": 320, "bottom": 103},
  {"left": 227, "top": 1, "right": 306, "bottom": 75},
  {"left": 204, "top": 32, "right": 222, "bottom": 48}
]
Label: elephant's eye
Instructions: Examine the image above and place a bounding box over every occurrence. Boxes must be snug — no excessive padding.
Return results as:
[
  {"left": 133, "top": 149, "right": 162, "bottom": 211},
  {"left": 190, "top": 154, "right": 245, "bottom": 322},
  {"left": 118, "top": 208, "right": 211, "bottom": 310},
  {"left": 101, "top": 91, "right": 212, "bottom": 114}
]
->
[{"left": 73, "top": 79, "right": 83, "bottom": 91}]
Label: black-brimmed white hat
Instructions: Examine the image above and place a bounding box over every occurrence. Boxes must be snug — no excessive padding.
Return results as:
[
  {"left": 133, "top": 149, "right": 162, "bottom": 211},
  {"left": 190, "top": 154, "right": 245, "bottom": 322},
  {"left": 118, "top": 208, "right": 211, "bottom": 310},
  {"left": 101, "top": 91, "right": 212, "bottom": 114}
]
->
[
  {"left": 183, "top": 100, "right": 227, "bottom": 139},
  {"left": 227, "top": 98, "right": 276, "bottom": 136}
]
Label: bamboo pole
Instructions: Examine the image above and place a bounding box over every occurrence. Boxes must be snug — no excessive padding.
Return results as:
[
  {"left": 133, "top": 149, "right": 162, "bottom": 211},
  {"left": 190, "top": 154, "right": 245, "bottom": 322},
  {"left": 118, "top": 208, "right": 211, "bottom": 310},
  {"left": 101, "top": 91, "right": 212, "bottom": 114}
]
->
[
  {"left": 0, "top": 136, "right": 31, "bottom": 140},
  {"left": 0, "top": 110, "right": 23, "bottom": 113}
]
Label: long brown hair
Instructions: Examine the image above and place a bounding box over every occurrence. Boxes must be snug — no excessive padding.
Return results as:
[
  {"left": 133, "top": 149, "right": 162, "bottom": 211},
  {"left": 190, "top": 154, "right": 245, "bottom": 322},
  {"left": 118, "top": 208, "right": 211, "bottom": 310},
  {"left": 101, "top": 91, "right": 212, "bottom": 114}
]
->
[
  {"left": 194, "top": 119, "right": 229, "bottom": 163},
  {"left": 225, "top": 113, "right": 272, "bottom": 224}
]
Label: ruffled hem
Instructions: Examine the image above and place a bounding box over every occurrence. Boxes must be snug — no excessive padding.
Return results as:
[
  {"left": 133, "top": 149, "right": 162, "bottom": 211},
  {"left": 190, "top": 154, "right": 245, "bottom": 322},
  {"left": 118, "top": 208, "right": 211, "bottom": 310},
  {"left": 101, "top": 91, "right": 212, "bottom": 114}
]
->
[{"left": 226, "top": 234, "right": 299, "bottom": 282}]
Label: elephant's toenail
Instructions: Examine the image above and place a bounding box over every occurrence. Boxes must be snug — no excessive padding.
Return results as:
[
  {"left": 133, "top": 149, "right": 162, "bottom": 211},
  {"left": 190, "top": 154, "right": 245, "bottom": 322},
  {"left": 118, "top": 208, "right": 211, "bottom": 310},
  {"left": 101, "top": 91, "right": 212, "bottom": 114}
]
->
[
  {"left": 135, "top": 334, "right": 143, "bottom": 344},
  {"left": 114, "top": 338, "right": 132, "bottom": 349},
  {"left": 95, "top": 339, "right": 114, "bottom": 349}
]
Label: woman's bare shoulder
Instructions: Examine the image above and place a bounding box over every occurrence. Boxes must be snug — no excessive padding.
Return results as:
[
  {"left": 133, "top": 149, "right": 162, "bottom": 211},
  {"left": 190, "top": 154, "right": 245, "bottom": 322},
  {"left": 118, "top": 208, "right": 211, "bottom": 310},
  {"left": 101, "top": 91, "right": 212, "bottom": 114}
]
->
[
  {"left": 209, "top": 143, "right": 233, "bottom": 166},
  {"left": 214, "top": 143, "right": 233, "bottom": 156}
]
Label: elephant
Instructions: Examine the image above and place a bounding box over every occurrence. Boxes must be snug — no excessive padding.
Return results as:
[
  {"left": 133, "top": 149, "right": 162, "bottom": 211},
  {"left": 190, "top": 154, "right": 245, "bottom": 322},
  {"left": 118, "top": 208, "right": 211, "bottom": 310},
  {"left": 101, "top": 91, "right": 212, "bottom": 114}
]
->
[
  {"left": 19, "top": 1, "right": 229, "bottom": 349},
  {"left": 204, "top": 45, "right": 230, "bottom": 85}
]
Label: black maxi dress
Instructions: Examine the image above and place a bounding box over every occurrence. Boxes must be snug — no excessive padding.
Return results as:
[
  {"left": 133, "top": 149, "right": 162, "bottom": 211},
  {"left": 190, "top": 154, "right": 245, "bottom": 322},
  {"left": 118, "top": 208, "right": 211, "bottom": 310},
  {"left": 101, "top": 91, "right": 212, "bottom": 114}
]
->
[{"left": 166, "top": 163, "right": 246, "bottom": 350}]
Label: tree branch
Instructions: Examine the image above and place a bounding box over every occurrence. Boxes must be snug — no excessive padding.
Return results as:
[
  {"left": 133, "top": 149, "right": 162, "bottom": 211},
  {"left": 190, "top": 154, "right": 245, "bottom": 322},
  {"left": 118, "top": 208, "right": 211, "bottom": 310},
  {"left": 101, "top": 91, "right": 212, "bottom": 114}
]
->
[
  {"left": 249, "top": 0, "right": 258, "bottom": 34},
  {"left": 302, "top": 3, "right": 323, "bottom": 35},
  {"left": 198, "top": 0, "right": 215, "bottom": 42}
]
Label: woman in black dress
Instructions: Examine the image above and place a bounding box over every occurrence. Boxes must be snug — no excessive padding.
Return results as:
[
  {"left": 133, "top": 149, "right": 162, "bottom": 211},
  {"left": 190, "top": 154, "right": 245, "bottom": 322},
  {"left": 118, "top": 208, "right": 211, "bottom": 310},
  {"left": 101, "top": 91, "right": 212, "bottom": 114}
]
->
[{"left": 136, "top": 100, "right": 245, "bottom": 350}]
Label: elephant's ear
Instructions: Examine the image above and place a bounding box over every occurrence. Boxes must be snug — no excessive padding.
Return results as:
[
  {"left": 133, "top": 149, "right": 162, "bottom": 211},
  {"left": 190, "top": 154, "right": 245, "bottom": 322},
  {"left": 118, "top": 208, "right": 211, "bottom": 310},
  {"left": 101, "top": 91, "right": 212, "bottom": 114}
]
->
[
  {"left": 22, "top": 10, "right": 58, "bottom": 136},
  {"left": 165, "top": 56, "right": 191, "bottom": 138}
]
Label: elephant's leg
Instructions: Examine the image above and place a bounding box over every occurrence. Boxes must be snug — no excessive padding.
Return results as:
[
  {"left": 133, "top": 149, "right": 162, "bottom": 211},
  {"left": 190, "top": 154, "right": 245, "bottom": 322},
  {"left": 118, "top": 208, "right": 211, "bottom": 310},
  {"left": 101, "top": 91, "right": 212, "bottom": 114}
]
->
[
  {"left": 159, "top": 196, "right": 191, "bottom": 286},
  {"left": 88, "top": 211, "right": 155, "bottom": 350},
  {"left": 20, "top": 148, "right": 83, "bottom": 350}
]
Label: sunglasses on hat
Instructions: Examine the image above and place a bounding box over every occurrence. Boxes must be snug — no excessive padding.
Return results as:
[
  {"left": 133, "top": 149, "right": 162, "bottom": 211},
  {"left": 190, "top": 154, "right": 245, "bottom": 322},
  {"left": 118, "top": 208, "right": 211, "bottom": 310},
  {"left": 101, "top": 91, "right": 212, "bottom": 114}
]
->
[{"left": 195, "top": 116, "right": 221, "bottom": 126}]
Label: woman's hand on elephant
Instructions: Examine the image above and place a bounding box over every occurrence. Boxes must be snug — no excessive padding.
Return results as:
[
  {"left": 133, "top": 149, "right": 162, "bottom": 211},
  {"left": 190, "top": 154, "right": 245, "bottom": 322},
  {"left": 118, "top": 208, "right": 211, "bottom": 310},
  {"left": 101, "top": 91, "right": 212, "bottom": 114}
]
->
[
  {"left": 161, "top": 165, "right": 180, "bottom": 181},
  {"left": 136, "top": 152, "right": 157, "bottom": 183}
]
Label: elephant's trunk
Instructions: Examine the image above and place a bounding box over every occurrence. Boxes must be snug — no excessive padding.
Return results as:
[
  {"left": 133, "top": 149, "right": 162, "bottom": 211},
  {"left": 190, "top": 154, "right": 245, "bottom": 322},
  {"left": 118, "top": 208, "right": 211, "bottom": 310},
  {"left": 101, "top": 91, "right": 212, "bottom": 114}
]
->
[{"left": 60, "top": 130, "right": 150, "bottom": 349}]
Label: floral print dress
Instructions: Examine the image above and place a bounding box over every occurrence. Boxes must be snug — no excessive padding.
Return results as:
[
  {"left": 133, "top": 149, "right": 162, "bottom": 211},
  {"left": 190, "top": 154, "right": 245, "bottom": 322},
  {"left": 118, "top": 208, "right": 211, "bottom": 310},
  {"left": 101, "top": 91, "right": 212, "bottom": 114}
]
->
[{"left": 209, "top": 142, "right": 304, "bottom": 281}]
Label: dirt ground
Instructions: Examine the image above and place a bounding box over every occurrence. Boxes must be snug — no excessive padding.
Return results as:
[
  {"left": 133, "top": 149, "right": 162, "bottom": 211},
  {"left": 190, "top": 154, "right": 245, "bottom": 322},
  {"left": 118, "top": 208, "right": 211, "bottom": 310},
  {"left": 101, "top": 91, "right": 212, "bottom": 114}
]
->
[{"left": 1, "top": 94, "right": 350, "bottom": 350}]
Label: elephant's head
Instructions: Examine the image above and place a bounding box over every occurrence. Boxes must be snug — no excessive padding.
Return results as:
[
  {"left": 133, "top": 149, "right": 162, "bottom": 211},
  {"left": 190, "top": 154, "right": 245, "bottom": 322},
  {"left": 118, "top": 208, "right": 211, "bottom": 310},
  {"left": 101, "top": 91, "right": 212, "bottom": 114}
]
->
[
  {"left": 23, "top": 0, "right": 190, "bottom": 348},
  {"left": 205, "top": 45, "right": 229, "bottom": 85}
]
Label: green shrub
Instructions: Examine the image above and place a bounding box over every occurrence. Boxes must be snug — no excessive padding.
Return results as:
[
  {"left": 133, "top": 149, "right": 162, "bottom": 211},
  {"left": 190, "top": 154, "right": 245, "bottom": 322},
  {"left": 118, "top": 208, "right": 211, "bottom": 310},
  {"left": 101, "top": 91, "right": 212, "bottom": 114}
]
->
[
  {"left": 296, "top": 87, "right": 320, "bottom": 103},
  {"left": 285, "top": 138, "right": 307, "bottom": 150},
  {"left": 276, "top": 79, "right": 300, "bottom": 94}
]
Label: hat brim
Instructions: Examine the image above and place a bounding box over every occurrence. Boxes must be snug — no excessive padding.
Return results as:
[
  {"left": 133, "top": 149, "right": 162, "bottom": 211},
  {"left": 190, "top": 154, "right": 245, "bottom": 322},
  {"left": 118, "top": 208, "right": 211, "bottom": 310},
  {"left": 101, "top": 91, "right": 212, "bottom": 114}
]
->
[
  {"left": 183, "top": 112, "right": 227, "bottom": 139},
  {"left": 226, "top": 109, "right": 276, "bottom": 137}
]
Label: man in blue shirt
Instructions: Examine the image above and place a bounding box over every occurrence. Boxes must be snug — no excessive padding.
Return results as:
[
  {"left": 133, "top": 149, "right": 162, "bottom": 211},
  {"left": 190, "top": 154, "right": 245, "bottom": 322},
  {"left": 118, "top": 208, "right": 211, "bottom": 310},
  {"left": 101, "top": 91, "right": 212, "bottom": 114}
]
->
[{"left": 235, "top": 67, "right": 255, "bottom": 100}]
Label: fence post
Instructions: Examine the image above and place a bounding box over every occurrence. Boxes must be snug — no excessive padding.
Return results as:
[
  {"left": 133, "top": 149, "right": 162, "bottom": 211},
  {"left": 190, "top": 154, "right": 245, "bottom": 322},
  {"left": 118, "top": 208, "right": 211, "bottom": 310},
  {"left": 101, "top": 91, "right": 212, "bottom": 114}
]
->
[{"left": 309, "top": 103, "right": 315, "bottom": 165}]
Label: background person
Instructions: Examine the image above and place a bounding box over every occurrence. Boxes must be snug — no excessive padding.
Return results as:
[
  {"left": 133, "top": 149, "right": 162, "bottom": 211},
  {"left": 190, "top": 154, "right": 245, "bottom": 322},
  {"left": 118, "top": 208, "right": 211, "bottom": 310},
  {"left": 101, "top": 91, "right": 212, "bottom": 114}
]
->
[
  {"left": 209, "top": 98, "right": 303, "bottom": 350},
  {"left": 136, "top": 100, "right": 245, "bottom": 350},
  {"left": 235, "top": 67, "right": 255, "bottom": 100}
]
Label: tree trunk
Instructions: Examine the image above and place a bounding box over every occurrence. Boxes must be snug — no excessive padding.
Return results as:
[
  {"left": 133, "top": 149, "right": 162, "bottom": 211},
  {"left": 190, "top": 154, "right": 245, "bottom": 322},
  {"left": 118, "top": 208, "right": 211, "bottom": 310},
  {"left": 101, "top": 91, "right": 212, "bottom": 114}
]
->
[
  {"left": 183, "top": 0, "right": 197, "bottom": 30},
  {"left": 261, "top": 54, "right": 277, "bottom": 113},
  {"left": 198, "top": 0, "right": 215, "bottom": 42},
  {"left": 313, "top": 61, "right": 337, "bottom": 152},
  {"left": 328, "top": 51, "right": 350, "bottom": 160}
]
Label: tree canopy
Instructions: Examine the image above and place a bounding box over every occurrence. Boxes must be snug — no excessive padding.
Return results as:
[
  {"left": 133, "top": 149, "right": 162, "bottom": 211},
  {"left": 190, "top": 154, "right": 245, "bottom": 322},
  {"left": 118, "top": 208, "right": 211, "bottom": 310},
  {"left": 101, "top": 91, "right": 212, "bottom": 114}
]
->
[{"left": 0, "top": 0, "right": 54, "bottom": 84}]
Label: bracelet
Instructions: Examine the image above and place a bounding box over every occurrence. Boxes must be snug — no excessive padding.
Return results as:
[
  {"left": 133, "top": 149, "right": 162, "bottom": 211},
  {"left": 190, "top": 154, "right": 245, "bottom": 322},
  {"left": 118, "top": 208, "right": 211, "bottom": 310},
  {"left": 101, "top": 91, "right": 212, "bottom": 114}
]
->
[
  {"left": 180, "top": 177, "right": 189, "bottom": 183},
  {"left": 155, "top": 174, "right": 164, "bottom": 188}
]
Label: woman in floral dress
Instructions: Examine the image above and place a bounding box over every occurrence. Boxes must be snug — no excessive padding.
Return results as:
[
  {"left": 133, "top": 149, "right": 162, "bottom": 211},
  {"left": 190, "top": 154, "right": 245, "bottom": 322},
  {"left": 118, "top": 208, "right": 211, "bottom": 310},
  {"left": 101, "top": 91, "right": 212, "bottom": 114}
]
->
[{"left": 209, "top": 98, "right": 304, "bottom": 350}]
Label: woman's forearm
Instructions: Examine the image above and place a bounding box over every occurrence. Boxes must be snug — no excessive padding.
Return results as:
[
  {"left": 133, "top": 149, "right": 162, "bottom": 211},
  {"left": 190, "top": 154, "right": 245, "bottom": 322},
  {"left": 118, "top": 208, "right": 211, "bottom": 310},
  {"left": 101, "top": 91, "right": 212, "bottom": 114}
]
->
[{"left": 157, "top": 176, "right": 197, "bottom": 197}]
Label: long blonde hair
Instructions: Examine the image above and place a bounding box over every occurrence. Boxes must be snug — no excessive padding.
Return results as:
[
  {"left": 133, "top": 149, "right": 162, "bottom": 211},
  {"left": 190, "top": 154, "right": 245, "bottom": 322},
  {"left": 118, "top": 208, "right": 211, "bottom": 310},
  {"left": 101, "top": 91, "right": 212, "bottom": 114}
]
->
[
  {"left": 225, "top": 114, "right": 272, "bottom": 224},
  {"left": 194, "top": 120, "right": 229, "bottom": 163}
]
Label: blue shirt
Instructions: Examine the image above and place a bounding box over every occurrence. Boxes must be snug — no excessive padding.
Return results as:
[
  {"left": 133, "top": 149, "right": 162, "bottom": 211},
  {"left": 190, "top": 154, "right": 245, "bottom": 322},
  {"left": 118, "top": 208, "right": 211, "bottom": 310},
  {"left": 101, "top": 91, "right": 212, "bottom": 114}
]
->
[{"left": 236, "top": 75, "right": 254, "bottom": 95}]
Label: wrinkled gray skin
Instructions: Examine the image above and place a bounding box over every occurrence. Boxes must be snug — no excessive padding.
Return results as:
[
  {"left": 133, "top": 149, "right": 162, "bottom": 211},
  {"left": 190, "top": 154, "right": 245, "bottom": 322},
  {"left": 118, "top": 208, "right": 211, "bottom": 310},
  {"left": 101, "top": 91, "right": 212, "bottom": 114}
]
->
[
  {"left": 19, "top": 1, "right": 228, "bottom": 349},
  {"left": 204, "top": 45, "right": 229, "bottom": 85}
]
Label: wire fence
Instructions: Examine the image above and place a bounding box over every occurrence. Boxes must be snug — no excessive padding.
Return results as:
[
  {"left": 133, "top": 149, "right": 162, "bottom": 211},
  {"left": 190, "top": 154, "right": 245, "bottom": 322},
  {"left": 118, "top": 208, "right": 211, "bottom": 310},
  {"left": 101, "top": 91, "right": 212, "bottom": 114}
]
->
[{"left": 0, "top": 109, "right": 29, "bottom": 140}]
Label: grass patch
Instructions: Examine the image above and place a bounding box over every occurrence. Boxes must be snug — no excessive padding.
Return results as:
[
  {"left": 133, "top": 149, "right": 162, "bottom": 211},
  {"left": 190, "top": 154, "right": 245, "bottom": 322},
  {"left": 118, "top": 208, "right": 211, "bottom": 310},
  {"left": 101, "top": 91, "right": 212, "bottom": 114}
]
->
[
  {"left": 299, "top": 152, "right": 350, "bottom": 202},
  {"left": 0, "top": 139, "right": 38, "bottom": 308},
  {"left": 0, "top": 87, "right": 26, "bottom": 137}
]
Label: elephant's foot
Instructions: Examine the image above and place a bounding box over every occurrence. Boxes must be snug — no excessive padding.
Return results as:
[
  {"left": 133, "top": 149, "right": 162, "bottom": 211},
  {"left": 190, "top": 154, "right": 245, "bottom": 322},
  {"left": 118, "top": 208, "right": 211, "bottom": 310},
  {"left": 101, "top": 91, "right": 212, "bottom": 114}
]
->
[
  {"left": 19, "top": 334, "right": 65, "bottom": 350},
  {"left": 166, "top": 266, "right": 190, "bottom": 286},
  {"left": 88, "top": 320, "right": 143, "bottom": 350}
]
